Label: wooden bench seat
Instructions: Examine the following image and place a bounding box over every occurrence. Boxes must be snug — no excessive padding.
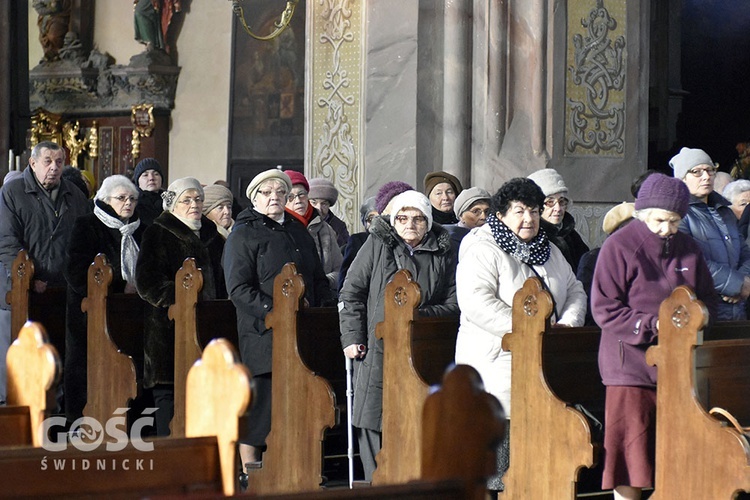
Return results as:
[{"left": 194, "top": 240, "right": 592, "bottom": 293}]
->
[{"left": 2, "top": 329, "right": 251, "bottom": 497}]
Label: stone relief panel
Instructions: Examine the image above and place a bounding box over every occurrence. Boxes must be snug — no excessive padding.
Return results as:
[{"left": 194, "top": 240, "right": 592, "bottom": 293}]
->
[
  {"left": 565, "top": 0, "right": 626, "bottom": 158},
  {"left": 308, "top": 0, "right": 363, "bottom": 232}
]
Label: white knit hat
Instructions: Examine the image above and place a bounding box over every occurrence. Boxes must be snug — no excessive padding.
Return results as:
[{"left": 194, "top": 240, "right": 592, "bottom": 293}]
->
[
  {"left": 245, "top": 169, "right": 292, "bottom": 203},
  {"left": 527, "top": 168, "right": 568, "bottom": 197},
  {"left": 162, "top": 177, "right": 204, "bottom": 212},
  {"left": 389, "top": 190, "right": 433, "bottom": 231},
  {"left": 669, "top": 147, "right": 715, "bottom": 180}
]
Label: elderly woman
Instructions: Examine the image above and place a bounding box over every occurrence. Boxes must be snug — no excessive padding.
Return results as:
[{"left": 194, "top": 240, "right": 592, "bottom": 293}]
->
[
  {"left": 454, "top": 177, "right": 587, "bottom": 493},
  {"left": 135, "top": 177, "right": 226, "bottom": 436},
  {"left": 423, "top": 171, "right": 463, "bottom": 225},
  {"left": 64, "top": 175, "right": 145, "bottom": 423},
  {"left": 283, "top": 170, "right": 343, "bottom": 289},
  {"left": 223, "top": 169, "right": 331, "bottom": 475},
  {"left": 202, "top": 184, "right": 235, "bottom": 238},
  {"left": 592, "top": 174, "right": 717, "bottom": 500},
  {"left": 722, "top": 179, "right": 750, "bottom": 220},
  {"left": 309, "top": 177, "right": 350, "bottom": 248},
  {"left": 444, "top": 186, "right": 491, "bottom": 252},
  {"left": 340, "top": 190, "right": 459, "bottom": 481},
  {"left": 527, "top": 168, "right": 590, "bottom": 272}
]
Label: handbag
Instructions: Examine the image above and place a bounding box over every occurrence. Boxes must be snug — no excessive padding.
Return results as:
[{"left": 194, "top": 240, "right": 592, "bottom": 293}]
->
[{"left": 709, "top": 407, "right": 750, "bottom": 436}]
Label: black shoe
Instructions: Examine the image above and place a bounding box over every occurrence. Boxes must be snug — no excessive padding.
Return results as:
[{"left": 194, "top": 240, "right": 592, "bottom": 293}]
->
[{"left": 239, "top": 471, "right": 248, "bottom": 491}]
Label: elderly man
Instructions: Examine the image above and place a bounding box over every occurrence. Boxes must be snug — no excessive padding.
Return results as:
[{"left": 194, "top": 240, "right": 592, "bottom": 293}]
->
[
  {"left": 672, "top": 147, "right": 750, "bottom": 320},
  {"left": 0, "top": 141, "right": 90, "bottom": 403}
]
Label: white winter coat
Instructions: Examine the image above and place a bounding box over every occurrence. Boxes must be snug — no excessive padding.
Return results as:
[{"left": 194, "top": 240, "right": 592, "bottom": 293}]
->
[{"left": 454, "top": 224, "right": 586, "bottom": 417}]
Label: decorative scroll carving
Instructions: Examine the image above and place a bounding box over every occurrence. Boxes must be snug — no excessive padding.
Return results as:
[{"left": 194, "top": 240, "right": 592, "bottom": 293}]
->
[
  {"left": 565, "top": 0, "right": 626, "bottom": 157},
  {"left": 312, "top": 0, "right": 359, "bottom": 231}
]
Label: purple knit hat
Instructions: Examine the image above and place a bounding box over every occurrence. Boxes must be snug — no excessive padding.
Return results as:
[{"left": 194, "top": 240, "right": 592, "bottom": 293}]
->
[
  {"left": 634, "top": 173, "right": 690, "bottom": 217},
  {"left": 375, "top": 181, "right": 414, "bottom": 214}
]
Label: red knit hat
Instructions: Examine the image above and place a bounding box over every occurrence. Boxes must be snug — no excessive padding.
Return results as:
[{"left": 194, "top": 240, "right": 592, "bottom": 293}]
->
[{"left": 283, "top": 170, "right": 309, "bottom": 192}]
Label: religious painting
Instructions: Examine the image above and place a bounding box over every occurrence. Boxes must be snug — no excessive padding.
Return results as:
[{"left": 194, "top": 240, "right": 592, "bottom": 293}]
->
[{"left": 228, "top": 1, "right": 306, "bottom": 161}]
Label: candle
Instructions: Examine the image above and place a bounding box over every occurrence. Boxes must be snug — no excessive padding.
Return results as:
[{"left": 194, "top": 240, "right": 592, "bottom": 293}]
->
[
  {"left": 15, "top": 157, "right": 20, "bottom": 171},
  {"left": 8, "top": 149, "right": 13, "bottom": 172}
]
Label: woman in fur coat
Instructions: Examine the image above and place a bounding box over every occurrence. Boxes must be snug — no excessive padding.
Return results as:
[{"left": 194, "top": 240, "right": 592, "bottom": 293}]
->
[
  {"left": 64, "top": 175, "right": 146, "bottom": 424},
  {"left": 135, "top": 177, "right": 226, "bottom": 436}
]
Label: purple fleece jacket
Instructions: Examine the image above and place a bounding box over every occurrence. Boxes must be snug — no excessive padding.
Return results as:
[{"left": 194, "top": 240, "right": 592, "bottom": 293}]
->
[{"left": 591, "top": 219, "right": 717, "bottom": 387}]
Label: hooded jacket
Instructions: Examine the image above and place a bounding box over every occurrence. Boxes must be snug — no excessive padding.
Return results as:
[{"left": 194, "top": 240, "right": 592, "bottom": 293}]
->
[{"left": 339, "top": 216, "right": 458, "bottom": 431}]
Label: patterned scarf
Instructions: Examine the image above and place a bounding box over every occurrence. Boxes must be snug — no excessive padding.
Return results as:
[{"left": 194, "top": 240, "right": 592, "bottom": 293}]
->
[
  {"left": 486, "top": 213, "right": 550, "bottom": 265},
  {"left": 94, "top": 204, "right": 141, "bottom": 283}
]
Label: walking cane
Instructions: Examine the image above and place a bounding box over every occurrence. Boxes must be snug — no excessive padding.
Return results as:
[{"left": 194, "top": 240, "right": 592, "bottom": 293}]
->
[{"left": 345, "top": 355, "right": 355, "bottom": 489}]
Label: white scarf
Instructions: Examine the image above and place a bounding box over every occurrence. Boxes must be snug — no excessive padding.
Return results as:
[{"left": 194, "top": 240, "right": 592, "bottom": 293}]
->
[
  {"left": 172, "top": 213, "right": 202, "bottom": 236},
  {"left": 94, "top": 204, "right": 141, "bottom": 283}
]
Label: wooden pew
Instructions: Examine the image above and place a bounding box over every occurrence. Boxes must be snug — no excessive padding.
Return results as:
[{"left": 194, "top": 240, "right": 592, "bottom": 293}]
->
[
  {"left": 169, "top": 257, "right": 239, "bottom": 437},
  {"left": 81, "top": 253, "right": 141, "bottom": 428},
  {"left": 646, "top": 286, "right": 750, "bottom": 499},
  {"left": 2, "top": 321, "right": 61, "bottom": 447},
  {"left": 372, "top": 269, "right": 460, "bottom": 485},
  {"left": 1, "top": 335, "right": 251, "bottom": 497},
  {"left": 501, "top": 277, "right": 596, "bottom": 499},
  {"left": 7, "top": 249, "right": 66, "bottom": 359},
  {"left": 246, "top": 263, "right": 337, "bottom": 495}
]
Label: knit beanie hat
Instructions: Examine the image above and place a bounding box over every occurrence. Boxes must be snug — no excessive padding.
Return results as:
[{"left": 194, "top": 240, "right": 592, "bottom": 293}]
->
[
  {"left": 308, "top": 178, "right": 339, "bottom": 205},
  {"left": 202, "top": 184, "right": 233, "bottom": 215},
  {"left": 245, "top": 169, "right": 292, "bottom": 202},
  {"left": 669, "top": 147, "right": 715, "bottom": 180},
  {"left": 389, "top": 190, "right": 433, "bottom": 231},
  {"left": 527, "top": 168, "right": 568, "bottom": 197},
  {"left": 376, "top": 181, "right": 414, "bottom": 214},
  {"left": 133, "top": 157, "right": 163, "bottom": 183},
  {"left": 283, "top": 170, "right": 309, "bottom": 192},
  {"left": 162, "top": 177, "right": 204, "bottom": 212},
  {"left": 634, "top": 173, "right": 690, "bottom": 217},
  {"left": 453, "top": 186, "right": 491, "bottom": 218},
  {"left": 424, "top": 171, "right": 463, "bottom": 197},
  {"left": 602, "top": 202, "right": 635, "bottom": 235}
]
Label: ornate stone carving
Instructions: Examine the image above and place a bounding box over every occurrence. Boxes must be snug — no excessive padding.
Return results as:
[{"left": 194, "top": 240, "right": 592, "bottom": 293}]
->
[
  {"left": 565, "top": 0, "right": 626, "bottom": 157},
  {"left": 311, "top": 0, "right": 361, "bottom": 231}
]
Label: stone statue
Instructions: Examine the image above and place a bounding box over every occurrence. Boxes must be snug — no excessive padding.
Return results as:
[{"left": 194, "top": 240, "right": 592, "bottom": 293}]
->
[
  {"left": 134, "top": 0, "right": 182, "bottom": 53},
  {"left": 58, "top": 31, "right": 86, "bottom": 65},
  {"left": 33, "top": 0, "right": 72, "bottom": 62}
]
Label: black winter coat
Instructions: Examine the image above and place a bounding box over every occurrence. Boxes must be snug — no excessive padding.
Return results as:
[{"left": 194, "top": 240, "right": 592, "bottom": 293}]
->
[
  {"left": 223, "top": 208, "right": 332, "bottom": 376},
  {"left": 134, "top": 189, "right": 164, "bottom": 227},
  {"left": 63, "top": 201, "right": 146, "bottom": 420},
  {"left": 135, "top": 212, "right": 226, "bottom": 388},
  {"left": 541, "top": 212, "right": 590, "bottom": 272},
  {"left": 0, "top": 167, "right": 90, "bottom": 287}
]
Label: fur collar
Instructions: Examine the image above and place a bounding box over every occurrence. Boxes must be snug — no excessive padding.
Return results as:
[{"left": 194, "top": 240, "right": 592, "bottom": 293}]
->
[
  {"left": 153, "top": 211, "right": 218, "bottom": 242},
  {"left": 368, "top": 215, "right": 453, "bottom": 254}
]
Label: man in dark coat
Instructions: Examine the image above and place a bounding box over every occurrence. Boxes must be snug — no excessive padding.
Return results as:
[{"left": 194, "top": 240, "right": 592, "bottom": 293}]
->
[
  {"left": 0, "top": 141, "right": 90, "bottom": 405},
  {"left": 223, "top": 169, "right": 332, "bottom": 473}
]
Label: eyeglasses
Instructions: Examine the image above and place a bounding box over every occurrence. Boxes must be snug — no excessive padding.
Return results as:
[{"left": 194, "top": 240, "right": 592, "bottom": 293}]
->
[
  {"left": 310, "top": 198, "right": 330, "bottom": 207},
  {"left": 178, "top": 196, "right": 203, "bottom": 206},
  {"left": 394, "top": 215, "right": 427, "bottom": 225},
  {"left": 110, "top": 195, "right": 137, "bottom": 203},
  {"left": 257, "top": 189, "right": 287, "bottom": 198},
  {"left": 468, "top": 208, "right": 491, "bottom": 217},
  {"left": 287, "top": 191, "right": 308, "bottom": 202},
  {"left": 686, "top": 166, "right": 718, "bottom": 178},
  {"left": 365, "top": 215, "right": 377, "bottom": 224},
  {"left": 543, "top": 197, "right": 569, "bottom": 208}
]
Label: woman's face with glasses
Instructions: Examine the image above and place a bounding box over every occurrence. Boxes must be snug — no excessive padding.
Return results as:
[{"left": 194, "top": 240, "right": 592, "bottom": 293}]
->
[
  {"left": 541, "top": 193, "right": 569, "bottom": 225},
  {"left": 459, "top": 201, "right": 490, "bottom": 229},
  {"left": 393, "top": 208, "right": 428, "bottom": 247},
  {"left": 108, "top": 190, "right": 138, "bottom": 219},
  {"left": 286, "top": 184, "right": 309, "bottom": 216},
  {"left": 683, "top": 164, "right": 716, "bottom": 201},
  {"left": 253, "top": 180, "right": 288, "bottom": 220}
]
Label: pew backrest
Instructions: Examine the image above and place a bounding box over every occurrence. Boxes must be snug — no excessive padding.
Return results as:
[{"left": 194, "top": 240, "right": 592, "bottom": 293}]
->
[
  {"left": 373, "top": 269, "right": 460, "bottom": 485},
  {"left": 6, "top": 321, "right": 61, "bottom": 447},
  {"left": 81, "top": 254, "right": 139, "bottom": 427}
]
